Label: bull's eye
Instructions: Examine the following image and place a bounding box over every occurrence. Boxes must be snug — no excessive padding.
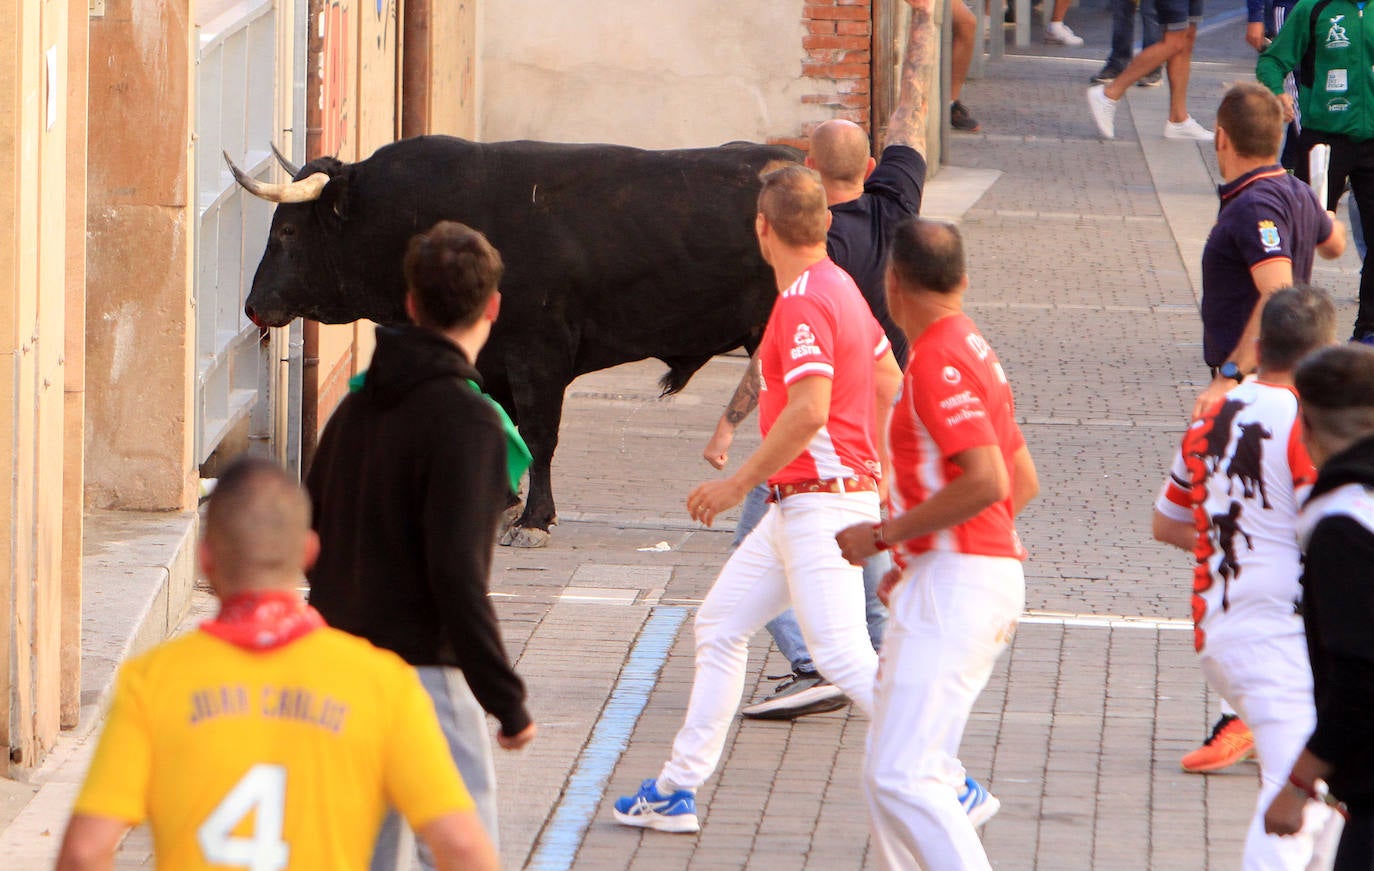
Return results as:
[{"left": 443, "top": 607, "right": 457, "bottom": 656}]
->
[{"left": 279, "top": 225, "right": 295, "bottom": 238}]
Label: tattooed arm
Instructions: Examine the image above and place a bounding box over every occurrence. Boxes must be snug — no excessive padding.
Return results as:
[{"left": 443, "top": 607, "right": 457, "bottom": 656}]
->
[
  {"left": 884, "top": 0, "right": 937, "bottom": 156},
  {"left": 703, "top": 356, "right": 761, "bottom": 469}
]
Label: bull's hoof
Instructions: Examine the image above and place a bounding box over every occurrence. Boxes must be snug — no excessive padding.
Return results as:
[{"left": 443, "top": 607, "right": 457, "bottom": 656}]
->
[
  {"left": 497, "top": 503, "right": 523, "bottom": 541},
  {"left": 499, "top": 526, "right": 551, "bottom": 548}
]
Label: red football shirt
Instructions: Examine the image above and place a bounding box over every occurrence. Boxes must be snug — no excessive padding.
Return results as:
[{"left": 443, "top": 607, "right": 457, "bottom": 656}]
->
[
  {"left": 889, "top": 312, "right": 1026, "bottom": 559},
  {"left": 757, "top": 258, "right": 890, "bottom": 486}
]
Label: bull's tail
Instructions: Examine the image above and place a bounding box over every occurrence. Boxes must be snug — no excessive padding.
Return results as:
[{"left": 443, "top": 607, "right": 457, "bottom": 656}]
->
[
  {"left": 657, "top": 354, "right": 714, "bottom": 396},
  {"left": 658, "top": 367, "right": 693, "bottom": 396}
]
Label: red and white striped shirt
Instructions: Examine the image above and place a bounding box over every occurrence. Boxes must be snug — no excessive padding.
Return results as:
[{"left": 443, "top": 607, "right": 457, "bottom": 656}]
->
[
  {"left": 889, "top": 313, "right": 1026, "bottom": 560},
  {"left": 758, "top": 258, "right": 890, "bottom": 486}
]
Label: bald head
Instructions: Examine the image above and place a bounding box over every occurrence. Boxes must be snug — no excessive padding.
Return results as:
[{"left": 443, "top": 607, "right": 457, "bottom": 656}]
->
[
  {"left": 203, "top": 457, "right": 314, "bottom": 592},
  {"left": 809, "top": 120, "right": 873, "bottom": 185}
]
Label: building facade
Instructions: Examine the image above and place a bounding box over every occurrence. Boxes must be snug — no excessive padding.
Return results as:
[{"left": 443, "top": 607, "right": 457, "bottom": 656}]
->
[{"left": 2, "top": 0, "right": 918, "bottom": 770}]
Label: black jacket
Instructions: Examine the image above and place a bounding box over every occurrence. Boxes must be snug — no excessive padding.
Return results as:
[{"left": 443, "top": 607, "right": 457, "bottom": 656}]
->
[
  {"left": 306, "top": 324, "right": 530, "bottom": 736},
  {"left": 1299, "top": 434, "right": 1374, "bottom": 809}
]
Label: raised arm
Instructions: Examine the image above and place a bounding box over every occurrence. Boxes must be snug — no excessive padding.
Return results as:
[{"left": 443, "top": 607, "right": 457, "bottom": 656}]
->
[{"left": 884, "top": 0, "right": 937, "bottom": 156}]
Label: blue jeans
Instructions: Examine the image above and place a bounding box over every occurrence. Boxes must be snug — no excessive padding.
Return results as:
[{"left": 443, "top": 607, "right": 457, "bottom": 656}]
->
[
  {"left": 734, "top": 484, "right": 888, "bottom": 674},
  {"left": 371, "top": 666, "right": 499, "bottom": 870},
  {"left": 1105, "top": 0, "right": 1161, "bottom": 71}
]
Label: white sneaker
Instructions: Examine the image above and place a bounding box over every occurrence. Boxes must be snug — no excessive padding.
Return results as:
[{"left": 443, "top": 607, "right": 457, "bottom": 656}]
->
[
  {"left": 1045, "top": 21, "right": 1084, "bottom": 46},
  {"left": 1164, "top": 116, "right": 1215, "bottom": 141},
  {"left": 1087, "top": 85, "right": 1118, "bottom": 139}
]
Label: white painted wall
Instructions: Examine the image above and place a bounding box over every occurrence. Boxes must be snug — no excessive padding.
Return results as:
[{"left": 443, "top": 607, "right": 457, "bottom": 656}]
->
[{"left": 480, "top": 0, "right": 826, "bottom": 148}]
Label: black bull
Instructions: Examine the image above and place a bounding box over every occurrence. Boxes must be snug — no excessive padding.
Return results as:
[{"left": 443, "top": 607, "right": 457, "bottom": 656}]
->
[{"left": 235, "top": 135, "right": 802, "bottom": 546}]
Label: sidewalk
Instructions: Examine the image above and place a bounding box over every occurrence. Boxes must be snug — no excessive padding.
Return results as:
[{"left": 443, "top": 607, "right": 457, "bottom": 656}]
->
[{"left": 3, "top": 2, "right": 1365, "bottom": 867}]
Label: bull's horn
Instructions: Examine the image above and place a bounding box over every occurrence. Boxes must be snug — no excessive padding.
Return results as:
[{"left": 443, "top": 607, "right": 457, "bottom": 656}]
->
[
  {"left": 223, "top": 150, "right": 329, "bottom": 203},
  {"left": 269, "top": 142, "right": 301, "bottom": 177}
]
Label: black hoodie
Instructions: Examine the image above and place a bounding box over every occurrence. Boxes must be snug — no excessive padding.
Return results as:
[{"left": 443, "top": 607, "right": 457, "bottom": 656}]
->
[
  {"left": 306, "top": 324, "right": 530, "bottom": 737},
  {"left": 1298, "top": 434, "right": 1374, "bottom": 809}
]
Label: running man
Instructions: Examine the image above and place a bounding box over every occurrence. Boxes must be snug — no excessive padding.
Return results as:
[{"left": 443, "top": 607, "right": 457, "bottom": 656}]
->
[
  {"left": 836, "top": 218, "right": 1038, "bottom": 870},
  {"left": 613, "top": 163, "right": 902, "bottom": 833},
  {"left": 704, "top": 0, "right": 934, "bottom": 722},
  {"left": 1155, "top": 286, "right": 1339, "bottom": 869},
  {"left": 55, "top": 457, "right": 497, "bottom": 871}
]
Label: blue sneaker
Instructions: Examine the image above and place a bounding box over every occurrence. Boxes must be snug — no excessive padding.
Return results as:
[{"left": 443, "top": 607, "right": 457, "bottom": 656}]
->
[
  {"left": 613, "top": 778, "right": 700, "bottom": 833},
  {"left": 959, "top": 777, "right": 1001, "bottom": 828}
]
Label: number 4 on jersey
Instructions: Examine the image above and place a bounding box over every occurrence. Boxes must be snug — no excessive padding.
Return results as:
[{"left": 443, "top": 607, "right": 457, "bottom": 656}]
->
[{"left": 197, "top": 764, "right": 290, "bottom": 871}]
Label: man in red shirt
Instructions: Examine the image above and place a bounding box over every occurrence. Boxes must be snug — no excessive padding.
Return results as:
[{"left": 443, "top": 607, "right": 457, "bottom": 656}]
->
[
  {"left": 838, "top": 218, "right": 1038, "bottom": 870},
  {"left": 612, "top": 164, "right": 902, "bottom": 833}
]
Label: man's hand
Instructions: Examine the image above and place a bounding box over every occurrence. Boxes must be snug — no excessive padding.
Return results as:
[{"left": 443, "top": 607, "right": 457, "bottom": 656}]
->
[
  {"left": 875, "top": 566, "right": 902, "bottom": 607},
  {"left": 1264, "top": 784, "right": 1308, "bottom": 836},
  {"left": 497, "top": 722, "right": 536, "bottom": 750},
  {"left": 687, "top": 476, "right": 750, "bottom": 527},
  {"left": 703, "top": 419, "right": 735, "bottom": 470},
  {"left": 836, "top": 521, "right": 880, "bottom": 566},
  {"left": 1246, "top": 21, "right": 1268, "bottom": 51},
  {"left": 1279, "top": 92, "right": 1296, "bottom": 123},
  {"left": 1192, "top": 375, "right": 1232, "bottom": 421}
]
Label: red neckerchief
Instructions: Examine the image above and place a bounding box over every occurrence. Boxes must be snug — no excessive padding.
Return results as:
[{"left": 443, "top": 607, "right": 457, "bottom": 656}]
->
[{"left": 201, "top": 590, "right": 325, "bottom": 651}]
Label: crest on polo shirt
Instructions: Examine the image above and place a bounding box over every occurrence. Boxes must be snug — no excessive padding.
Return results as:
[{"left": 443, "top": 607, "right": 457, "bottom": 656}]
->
[
  {"left": 791, "top": 323, "right": 821, "bottom": 359},
  {"left": 1258, "top": 220, "right": 1281, "bottom": 253}
]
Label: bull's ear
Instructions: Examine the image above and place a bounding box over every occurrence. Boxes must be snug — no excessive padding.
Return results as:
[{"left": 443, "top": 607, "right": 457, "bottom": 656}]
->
[{"left": 315, "top": 172, "right": 351, "bottom": 225}]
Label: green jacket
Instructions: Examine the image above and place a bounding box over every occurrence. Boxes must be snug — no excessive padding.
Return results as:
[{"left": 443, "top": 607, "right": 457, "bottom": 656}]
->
[{"left": 1258, "top": 0, "right": 1374, "bottom": 140}]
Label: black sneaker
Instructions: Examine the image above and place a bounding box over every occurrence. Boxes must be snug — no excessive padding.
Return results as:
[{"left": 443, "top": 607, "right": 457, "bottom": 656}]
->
[
  {"left": 1091, "top": 65, "right": 1122, "bottom": 84},
  {"left": 950, "top": 101, "right": 981, "bottom": 132},
  {"left": 740, "top": 672, "right": 849, "bottom": 720},
  {"left": 1137, "top": 68, "right": 1164, "bottom": 87}
]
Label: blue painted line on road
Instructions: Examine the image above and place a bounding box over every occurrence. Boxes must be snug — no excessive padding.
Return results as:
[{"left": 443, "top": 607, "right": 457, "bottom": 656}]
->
[{"left": 525, "top": 606, "right": 689, "bottom": 871}]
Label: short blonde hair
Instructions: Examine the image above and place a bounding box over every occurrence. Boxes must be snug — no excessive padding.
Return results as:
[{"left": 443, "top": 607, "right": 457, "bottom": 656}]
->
[{"left": 757, "top": 164, "right": 828, "bottom": 247}]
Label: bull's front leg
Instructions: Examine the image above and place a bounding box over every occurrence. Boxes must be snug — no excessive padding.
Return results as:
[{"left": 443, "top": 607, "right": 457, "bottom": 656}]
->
[
  {"left": 498, "top": 356, "right": 566, "bottom": 548},
  {"left": 501, "top": 451, "right": 556, "bottom": 548}
]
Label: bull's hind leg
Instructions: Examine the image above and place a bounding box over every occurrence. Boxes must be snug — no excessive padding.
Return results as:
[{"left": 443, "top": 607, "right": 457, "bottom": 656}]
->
[{"left": 498, "top": 355, "right": 567, "bottom": 548}]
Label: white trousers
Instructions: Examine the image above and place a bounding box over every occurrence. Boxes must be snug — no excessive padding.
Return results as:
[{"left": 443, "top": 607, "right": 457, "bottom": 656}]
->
[
  {"left": 1201, "top": 635, "right": 1339, "bottom": 871},
  {"left": 864, "top": 551, "right": 1024, "bottom": 871},
  {"left": 659, "top": 491, "right": 880, "bottom": 791}
]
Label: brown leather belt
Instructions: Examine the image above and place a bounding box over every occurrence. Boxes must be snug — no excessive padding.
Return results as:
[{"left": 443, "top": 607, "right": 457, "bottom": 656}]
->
[{"left": 769, "top": 475, "right": 878, "bottom": 502}]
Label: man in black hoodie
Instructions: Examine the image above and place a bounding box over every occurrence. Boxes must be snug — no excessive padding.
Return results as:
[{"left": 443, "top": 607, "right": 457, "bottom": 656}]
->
[
  {"left": 306, "top": 221, "right": 535, "bottom": 870},
  {"left": 1266, "top": 343, "right": 1374, "bottom": 868}
]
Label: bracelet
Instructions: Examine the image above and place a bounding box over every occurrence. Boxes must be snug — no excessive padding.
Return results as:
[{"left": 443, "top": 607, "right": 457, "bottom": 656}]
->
[
  {"left": 1288, "top": 773, "right": 1318, "bottom": 800},
  {"left": 871, "top": 522, "right": 892, "bottom": 552}
]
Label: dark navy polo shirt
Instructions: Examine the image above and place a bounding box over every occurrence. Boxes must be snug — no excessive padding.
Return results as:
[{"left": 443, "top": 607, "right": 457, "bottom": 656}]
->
[
  {"left": 827, "top": 145, "right": 927, "bottom": 368},
  {"left": 1200, "top": 164, "right": 1331, "bottom": 367}
]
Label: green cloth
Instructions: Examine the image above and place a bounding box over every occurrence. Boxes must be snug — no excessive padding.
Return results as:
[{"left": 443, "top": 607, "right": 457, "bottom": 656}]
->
[
  {"left": 465, "top": 379, "right": 532, "bottom": 493},
  {"left": 348, "top": 370, "right": 531, "bottom": 492}
]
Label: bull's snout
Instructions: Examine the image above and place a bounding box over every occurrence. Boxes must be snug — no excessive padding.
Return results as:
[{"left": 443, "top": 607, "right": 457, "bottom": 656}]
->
[{"left": 243, "top": 294, "right": 294, "bottom": 328}]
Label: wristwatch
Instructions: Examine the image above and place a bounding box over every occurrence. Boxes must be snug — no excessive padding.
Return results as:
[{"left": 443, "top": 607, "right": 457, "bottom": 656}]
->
[{"left": 1219, "top": 361, "right": 1243, "bottom": 382}]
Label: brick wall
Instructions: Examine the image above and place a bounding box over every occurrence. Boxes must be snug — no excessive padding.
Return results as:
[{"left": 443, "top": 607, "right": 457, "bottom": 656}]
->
[{"left": 771, "top": 0, "right": 874, "bottom": 151}]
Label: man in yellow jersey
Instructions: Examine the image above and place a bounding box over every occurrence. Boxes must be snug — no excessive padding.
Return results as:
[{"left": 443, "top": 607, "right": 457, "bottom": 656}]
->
[{"left": 54, "top": 457, "right": 498, "bottom": 871}]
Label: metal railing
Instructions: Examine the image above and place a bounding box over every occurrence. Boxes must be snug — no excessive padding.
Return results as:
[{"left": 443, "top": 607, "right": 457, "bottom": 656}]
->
[{"left": 193, "top": 0, "right": 277, "bottom": 466}]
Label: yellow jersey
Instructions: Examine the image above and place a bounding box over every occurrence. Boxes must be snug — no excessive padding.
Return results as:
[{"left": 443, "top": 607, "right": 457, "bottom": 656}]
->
[{"left": 73, "top": 626, "right": 473, "bottom": 871}]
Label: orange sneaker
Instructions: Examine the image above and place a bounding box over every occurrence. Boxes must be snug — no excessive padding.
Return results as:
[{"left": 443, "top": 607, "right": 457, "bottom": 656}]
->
[{"left": 1181, "top": 714, "right": 1256, "bottom": 773}]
